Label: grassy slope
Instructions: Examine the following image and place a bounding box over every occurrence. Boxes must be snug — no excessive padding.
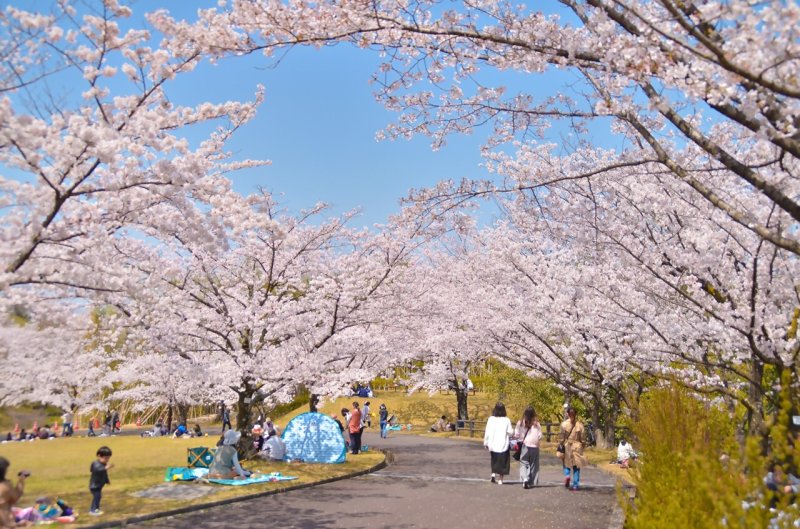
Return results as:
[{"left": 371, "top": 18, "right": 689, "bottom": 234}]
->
[{"left": 274, "top": 390, "right": 496, "bottom": 431}]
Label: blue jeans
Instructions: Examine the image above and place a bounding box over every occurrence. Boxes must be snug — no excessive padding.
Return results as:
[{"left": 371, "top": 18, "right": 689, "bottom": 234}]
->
[
  {"left": 90, "top": 488, "right": 102, "bottom": 512},
  {"left": 563, "top": 465, "right": 580, "bottom": 487},
  {"left": 380, "top": 421, "right": 388, "bottom": 438}
]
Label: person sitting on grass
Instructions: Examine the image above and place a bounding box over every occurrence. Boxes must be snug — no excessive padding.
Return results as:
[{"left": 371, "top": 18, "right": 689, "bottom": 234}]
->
[
  {"left": 616, "top": 439, "right": 638, "bottom": 469},
  {"left": 172, "top": 423, "right": 188, "bottom": 438},
  {"left": 765, "top": 462, "right": 800, "bottom": 497},
  {"left": 193, "top": 424, "right": 203, "bottom": 438},
  {"left": 208, "top": 430, "right": 251, "bottom": 480},
  {"left": 430, "top": 415, "right": 448, "bottom": 433},
  {"left": 263, "top": 428, "right": 286, "bottom": 462},
  {"left": 252, "top": 425, "right": 265, "bottom": 452}
]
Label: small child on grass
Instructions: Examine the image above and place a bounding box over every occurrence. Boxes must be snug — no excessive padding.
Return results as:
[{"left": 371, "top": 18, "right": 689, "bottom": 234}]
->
[{"left": 89, "top": 446, "right": 113, "bottom": 516}]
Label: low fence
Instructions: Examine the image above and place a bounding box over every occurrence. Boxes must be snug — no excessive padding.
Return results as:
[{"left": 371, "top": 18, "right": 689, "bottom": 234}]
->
[
  {"left": 455, "top": 419, "right": 627, "bottom": 443},
  {"left": 372, "top": 384, "right": 482, "bottom": 395}
]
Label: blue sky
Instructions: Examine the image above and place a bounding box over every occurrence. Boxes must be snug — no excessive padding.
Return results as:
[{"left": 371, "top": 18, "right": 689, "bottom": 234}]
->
[
  {"left": 131, "top": 1, "right": 599, "bottom": 228},
  {"left": 6, "top": 1, "right": 610, "bottom": 228}
]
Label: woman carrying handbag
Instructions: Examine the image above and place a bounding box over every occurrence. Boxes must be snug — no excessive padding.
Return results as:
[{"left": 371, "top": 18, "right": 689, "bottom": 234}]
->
[
  {"left": 515, "top": 407, "right": 543, "bottom": 489},
  {"left": 559, "top": 406, "right": 587, "bottom": 491}
]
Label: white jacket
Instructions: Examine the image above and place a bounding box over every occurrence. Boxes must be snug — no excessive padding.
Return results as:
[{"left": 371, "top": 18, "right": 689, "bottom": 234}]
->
[
  {"left": 617, "top": 441, "right": 636, "bottom": 462},
  {"left": 483, "top": 416, "right": 513, "bottom": 453}
]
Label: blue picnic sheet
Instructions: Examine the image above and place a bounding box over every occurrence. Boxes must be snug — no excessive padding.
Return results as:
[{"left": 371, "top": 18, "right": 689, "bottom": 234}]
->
[{"left": 164, "top": 467, "right": 297, "bottom": 486}]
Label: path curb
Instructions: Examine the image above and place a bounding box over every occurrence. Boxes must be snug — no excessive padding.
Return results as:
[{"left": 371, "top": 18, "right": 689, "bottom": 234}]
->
[{"left": 79, "top": 452, "right": 390, "bottom": 529}]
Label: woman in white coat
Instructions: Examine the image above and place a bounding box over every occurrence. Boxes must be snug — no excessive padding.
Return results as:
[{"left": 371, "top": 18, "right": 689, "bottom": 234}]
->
[{"left": 483, "top": 402, "right": 514, "bottom": 485}]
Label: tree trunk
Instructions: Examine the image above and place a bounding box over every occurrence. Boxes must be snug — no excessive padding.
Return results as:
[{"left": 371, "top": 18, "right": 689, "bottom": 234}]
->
[
  {"left": 166, "top": 401, "right": 174, "bottom": 433},
  {"left": 746, "top": 359, "right": 765, "bottom": 438},
  {"left": 597, "top": 391, "right": 621, "bottom": 450},
  {"left": 235, "top": 380, "right": 258, "bottom": 459},
  {"left": 176, "top": 403, "right": 190, "bottom": 427},
  {"left": 455, "top": 383, "right": 469, "bottom": 421}
]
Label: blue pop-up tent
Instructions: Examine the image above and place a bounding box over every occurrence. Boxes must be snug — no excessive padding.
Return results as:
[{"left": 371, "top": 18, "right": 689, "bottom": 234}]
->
[{"left": 282, "top": 412, "right": 347, "bottom": 463}]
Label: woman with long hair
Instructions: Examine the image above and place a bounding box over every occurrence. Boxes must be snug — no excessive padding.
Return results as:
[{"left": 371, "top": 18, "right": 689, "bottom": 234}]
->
[
  {"left": 483, "top": 402, "right": 514, "bottom": 485},
  {"left": 515, "top": 406, "right": 543, "bottom": 489}
]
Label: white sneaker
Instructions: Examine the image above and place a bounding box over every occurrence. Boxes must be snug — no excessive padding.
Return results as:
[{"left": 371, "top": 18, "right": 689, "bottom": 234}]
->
[{"left": 89, "top": 510, "right": 103, "bottom": 516}]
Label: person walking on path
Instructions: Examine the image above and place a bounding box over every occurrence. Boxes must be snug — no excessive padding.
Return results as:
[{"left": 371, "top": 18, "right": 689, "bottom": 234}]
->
[
  {"left": 348, "top": 402, "right": 363, "bottom": 455},
  {"left": 484, "top": 402, "right": 513, "bottom": 485},
  {"left": 89, "top": 446, "right": 113, "bottom": 516},
  {"left": 0, "top": 457, "right": 28, "bottom": 528},
  {"left": 220, "top": 404, "right": 232, "bottom": 432},
  {"left": 378, "top": 404, "right": 389, "bottom": 439},
  {"left": 558, "top": 407, "right": 586, "bottom": 491},
  {"left": 515, "top": 407, "right": 543, "bottom": 489}
]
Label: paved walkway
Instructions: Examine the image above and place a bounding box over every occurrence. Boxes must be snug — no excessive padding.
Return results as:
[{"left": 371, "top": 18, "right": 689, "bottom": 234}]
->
[{"left": 138, "top": 433, "right": 622, "bottom": 529}]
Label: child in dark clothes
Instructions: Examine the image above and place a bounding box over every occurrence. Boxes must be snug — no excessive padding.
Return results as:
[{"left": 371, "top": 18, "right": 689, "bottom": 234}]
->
[{"left": 89, "top": 446, "right": 113, "bottom": 516}]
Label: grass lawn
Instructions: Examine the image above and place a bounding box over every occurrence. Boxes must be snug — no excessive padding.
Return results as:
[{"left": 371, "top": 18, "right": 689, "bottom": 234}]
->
[{"left": 0, "top": 434, "right": 383, "bottom": 527}]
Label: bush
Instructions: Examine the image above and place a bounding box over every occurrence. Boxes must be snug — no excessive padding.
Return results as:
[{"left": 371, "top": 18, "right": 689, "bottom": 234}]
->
[{"left": 623, "top": 382, "right": 799, "bottom": 529}]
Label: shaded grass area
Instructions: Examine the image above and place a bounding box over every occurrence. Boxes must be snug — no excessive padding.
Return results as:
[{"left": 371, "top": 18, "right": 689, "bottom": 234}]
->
[
  {"left": 0, "top": 435, "right": 382, "bottom": 527},
  {"left": 0, "top": 404, "right": 63, "bottom": 433}
]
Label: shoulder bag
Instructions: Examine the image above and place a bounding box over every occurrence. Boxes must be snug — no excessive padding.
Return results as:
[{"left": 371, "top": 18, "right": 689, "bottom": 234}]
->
[
  {"left": 557, "top": 422, "right": 576, "bottom": 454},
  {"left": 513, "top": 423, "right": 531, "bottom": 461}
]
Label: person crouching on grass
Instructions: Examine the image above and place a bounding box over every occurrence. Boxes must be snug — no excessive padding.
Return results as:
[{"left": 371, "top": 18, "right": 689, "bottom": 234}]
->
[{"left": 89, "top": 446, "right": 113, "bottom": 516}]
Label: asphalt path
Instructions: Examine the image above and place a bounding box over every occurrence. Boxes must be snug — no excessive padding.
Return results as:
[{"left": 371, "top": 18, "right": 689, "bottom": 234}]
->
[{"left": 138, "top": 432, "right": 622, "bottom": 529}]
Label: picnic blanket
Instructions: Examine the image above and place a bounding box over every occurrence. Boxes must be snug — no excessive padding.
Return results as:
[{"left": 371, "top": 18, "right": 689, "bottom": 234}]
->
[
  {"left": 164, "top": 467, "right": 297, "bottom": 486},
  {"left": 207, "top": 473, "right": 298, "bottom": 486}
]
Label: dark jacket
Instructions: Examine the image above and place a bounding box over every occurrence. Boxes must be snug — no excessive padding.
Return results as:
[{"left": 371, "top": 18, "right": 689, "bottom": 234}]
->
[{"left": 89, "top": 461, "right": 110, "bottom": 490}]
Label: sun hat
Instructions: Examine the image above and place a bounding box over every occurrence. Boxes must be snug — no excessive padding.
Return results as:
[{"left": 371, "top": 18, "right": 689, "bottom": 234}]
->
[{"left": 223, "top": 429, "right": 241, "bottom": 446}]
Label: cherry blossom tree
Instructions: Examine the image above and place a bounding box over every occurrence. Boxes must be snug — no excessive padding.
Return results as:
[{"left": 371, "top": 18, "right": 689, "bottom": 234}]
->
[
  {"left": 0, "top": 1, "right": 266, "bottom": 316},
  {"left": 0, "top": 311, "right": 113, "bottom": 419},
  {"left": 398, "top": 235, "right": 494, "bottom": 422},
  {"left": 86, "top": 191, "right": 427, "bottom": 451},
  {"left": 142, "top": 1, "right": 800, "bottom": 427}
]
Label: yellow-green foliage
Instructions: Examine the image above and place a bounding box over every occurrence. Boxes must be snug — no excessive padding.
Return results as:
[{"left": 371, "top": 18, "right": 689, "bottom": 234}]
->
[
  {"left": 479, "top": 361, "right": 563, "bottom": 422},
  {"left": 624, "top": 385, "right": 744, "bottom": 529},
  {"left": 624, "top": 381, "right": 799, "bottom": 529}
]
